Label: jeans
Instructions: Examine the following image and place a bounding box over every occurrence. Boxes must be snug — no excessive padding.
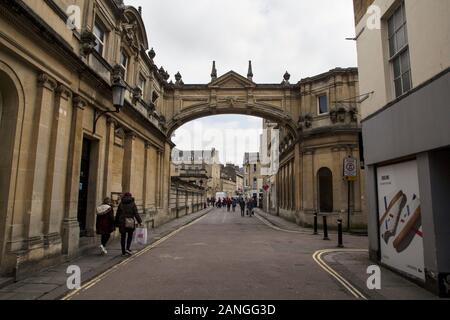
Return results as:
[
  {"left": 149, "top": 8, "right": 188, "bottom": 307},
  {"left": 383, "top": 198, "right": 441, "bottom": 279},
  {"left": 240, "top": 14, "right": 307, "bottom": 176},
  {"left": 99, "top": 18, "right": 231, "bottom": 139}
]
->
[
  {"left": 120, "top": 230, "right": 134, "bottom": 254},
  {"left": 101, "top": 234, "right": 110, "bottom": 247}
]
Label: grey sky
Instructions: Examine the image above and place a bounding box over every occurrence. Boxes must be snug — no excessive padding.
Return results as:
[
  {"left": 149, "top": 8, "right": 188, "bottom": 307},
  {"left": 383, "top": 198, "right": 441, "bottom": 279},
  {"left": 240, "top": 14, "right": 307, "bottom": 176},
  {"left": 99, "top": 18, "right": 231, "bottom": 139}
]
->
[{"left": 125, "top": 0, "right": 357, "bottom": 165}]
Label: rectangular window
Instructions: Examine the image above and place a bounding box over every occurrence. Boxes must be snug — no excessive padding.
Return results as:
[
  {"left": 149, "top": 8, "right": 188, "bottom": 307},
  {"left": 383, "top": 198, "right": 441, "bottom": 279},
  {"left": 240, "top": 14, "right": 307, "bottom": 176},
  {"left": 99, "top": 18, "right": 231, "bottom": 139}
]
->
[
  {"left": 388, "top": 2, "right": 412, "bottom": 98},
  {"left": 318, "top": 95, "right": 328, "bottom": 114},
  {"left": 138, "top": 75, "right": 146, "bottom": 98},
  {"left": 253, "top": 164, "right": 257, "bottom": 173},
  {"left": 93, "top": 21, "right": 106, "bottom": 56},
  {"left": 120, "top": 51, "right": 129, "bottom": 80}
]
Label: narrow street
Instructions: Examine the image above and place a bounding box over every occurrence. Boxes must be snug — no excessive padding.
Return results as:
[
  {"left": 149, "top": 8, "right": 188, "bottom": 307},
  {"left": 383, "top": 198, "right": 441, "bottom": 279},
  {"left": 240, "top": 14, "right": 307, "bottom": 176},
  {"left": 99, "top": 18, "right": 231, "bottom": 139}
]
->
[{"left": 68, "top": 208, "right": 366, "bottom": 300}]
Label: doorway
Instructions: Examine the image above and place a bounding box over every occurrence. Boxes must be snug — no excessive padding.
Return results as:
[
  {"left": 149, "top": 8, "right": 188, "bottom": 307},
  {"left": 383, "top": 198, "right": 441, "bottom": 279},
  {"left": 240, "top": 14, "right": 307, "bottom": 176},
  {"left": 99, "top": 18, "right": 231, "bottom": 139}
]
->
[
  {"left": 77, "top": 138, "right": 92, "bottom": 237},
  {"left": 318, "top": 167, "right": 333, "bottom": 213}
]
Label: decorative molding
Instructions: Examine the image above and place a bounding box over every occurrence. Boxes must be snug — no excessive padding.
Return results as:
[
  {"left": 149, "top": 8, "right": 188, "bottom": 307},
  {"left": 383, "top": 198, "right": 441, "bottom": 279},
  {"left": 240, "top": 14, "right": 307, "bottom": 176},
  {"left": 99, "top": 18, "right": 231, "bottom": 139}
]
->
[
  {"left": 72, "top": 95, "right": 87, "bottom": 110},
  {"left": 37, "top": 73, "right": 57, "bottom": 91},
  {"left": 55, "top": 84, "right": 72, "bottom": 100},
  {"left": 124, "top": 130, "right": 136, "bottom": 140},
  {"left": 80, "top": 29, "right": 97, "bottom": 57},
  {"left": 106, "top": 116, "right": 118, "bottom": 127}
]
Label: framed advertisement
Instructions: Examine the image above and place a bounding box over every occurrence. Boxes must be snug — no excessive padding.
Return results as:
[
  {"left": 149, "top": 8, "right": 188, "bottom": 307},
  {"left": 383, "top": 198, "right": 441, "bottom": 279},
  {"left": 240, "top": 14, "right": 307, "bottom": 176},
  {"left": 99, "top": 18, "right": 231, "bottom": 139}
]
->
[{"left": 377, "top": 160, "right": 425, "bottom": 281}]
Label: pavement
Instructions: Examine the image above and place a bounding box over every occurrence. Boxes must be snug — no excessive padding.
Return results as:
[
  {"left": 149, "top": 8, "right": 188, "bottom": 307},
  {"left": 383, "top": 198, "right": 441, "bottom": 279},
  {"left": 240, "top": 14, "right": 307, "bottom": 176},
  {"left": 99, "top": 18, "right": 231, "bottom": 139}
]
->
[
  {"left": 0, "top": 208, "right": 212, "bottom": 300},
  {"left": 0, "top": 207, "right": 439, "bottom": 300}
]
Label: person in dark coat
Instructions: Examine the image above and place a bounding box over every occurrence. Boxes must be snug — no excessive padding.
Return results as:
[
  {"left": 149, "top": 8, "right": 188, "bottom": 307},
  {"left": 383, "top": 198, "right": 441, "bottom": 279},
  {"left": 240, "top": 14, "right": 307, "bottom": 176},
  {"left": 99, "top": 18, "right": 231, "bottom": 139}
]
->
[
  {"left": 247, "top": 198, "right": 254, "bottom": 217},
  {"left": 96, "top": 198, "right": 115, "bottom": 255},
  {"left": 115, "top": 192, "right": 143, "bottom": 256},
  {"left": 239, "top": 197, "right": 246, "bottom": 217}
]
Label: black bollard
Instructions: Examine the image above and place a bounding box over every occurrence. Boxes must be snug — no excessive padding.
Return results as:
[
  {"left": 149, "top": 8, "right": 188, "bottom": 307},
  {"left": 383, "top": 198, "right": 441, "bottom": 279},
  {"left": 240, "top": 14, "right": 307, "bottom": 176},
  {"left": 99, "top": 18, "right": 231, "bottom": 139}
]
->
[
  {"left": 313, "top": 212, "right": 318, "bottom": 235},
  {"left": 337, "top": 219, "right": 344, "bottom": 248},
  {"left": 323, "top": 215, "right": 330, "bottom": 240}
]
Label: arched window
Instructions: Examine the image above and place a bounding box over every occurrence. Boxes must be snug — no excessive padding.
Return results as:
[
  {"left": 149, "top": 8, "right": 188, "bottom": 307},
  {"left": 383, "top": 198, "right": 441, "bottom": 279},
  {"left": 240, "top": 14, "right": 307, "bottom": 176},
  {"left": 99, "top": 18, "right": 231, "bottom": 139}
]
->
[{"left": 318, "top": 167, "right": 333, "bottom": 213}]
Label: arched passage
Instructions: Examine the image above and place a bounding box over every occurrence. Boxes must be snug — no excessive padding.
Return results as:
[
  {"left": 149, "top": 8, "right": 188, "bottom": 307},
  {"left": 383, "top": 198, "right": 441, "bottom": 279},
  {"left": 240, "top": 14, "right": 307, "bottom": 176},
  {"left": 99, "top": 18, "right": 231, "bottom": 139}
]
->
[
  {"left": 166, "top": 103, "right": 299, "bottom": 142},
  {"left": 0, "top": 63, "right": 23, "bottom": 271},
  {"left": 317, "top": 167, "right": 333, "bottom": 213}
]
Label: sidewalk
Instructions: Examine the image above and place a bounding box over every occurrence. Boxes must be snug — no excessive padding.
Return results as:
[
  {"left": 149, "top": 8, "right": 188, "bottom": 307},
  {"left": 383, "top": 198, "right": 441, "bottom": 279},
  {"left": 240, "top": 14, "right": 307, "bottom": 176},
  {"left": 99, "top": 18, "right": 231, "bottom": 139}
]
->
[
  {"left": 255, "top": 208, "right": 439, "bottom": 300},
  {"left": 323, "top": 251, "right": 439, "bottom": 300},
  {"left": 0, "top": 208, "right": 212, "bottom": 300}
]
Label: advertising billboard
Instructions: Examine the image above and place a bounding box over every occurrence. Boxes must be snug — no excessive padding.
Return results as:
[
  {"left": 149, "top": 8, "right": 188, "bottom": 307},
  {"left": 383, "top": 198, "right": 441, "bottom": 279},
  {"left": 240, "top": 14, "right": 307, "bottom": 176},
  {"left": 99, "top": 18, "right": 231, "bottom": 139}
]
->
[{"left": 377, "top": 160, "right": 425, "bottom": 281}]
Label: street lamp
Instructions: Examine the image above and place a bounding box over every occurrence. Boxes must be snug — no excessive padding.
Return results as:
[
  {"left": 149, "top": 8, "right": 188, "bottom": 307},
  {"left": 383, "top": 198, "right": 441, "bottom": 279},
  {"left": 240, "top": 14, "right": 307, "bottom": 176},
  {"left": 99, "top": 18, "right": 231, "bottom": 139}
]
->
[
  {"left": 93, "top": 78, "right": 127, "bottom": 133},
  {"left": 112, "top": 80, "right": 126, "bottom": 111}
]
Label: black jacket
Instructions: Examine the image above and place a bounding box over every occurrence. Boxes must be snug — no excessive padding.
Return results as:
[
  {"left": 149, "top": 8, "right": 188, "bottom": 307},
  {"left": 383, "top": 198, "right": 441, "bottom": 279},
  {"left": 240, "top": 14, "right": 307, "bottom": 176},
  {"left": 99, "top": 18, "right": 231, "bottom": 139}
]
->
[{"left": 115, "top": 196, "right": 142, "bottom": 232}]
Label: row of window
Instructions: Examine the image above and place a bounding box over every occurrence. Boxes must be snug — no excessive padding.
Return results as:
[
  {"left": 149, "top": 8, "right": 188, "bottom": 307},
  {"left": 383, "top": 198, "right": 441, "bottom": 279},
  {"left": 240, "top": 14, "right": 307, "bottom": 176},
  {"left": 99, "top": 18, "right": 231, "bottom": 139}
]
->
[{"left": 93, "top": 19, "right": 148, "bottom": 99}]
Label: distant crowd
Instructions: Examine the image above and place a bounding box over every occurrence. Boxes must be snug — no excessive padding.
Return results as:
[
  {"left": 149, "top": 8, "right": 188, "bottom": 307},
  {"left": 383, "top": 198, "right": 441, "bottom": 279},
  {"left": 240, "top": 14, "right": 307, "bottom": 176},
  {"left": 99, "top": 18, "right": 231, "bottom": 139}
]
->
[{"left": 206, "top": 196, "right": 258, "bottom": 217}]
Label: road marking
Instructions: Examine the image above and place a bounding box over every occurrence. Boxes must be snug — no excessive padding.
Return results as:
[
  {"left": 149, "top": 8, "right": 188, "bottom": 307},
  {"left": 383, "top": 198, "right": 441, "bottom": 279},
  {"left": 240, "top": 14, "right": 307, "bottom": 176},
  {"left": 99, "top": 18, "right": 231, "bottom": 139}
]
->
[
  {"left": 253, "top": 212, "right": 368, "bottom": 300},
  {"left": 254, "top": 212, "right": 311, "bottom": 234},
  {"left": 313, "top": 249, "right": 369, "bottom": 300},
  {"left": 61, "top": 212, "right": 210, "bottom": 300}
]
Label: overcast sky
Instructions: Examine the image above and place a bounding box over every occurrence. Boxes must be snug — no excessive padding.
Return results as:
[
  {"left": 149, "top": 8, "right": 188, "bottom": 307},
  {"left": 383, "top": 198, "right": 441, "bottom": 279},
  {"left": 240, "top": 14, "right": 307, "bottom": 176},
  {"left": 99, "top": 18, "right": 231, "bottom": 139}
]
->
[{"left": 125, "top": 0, "right": 357, "bottom": 165}]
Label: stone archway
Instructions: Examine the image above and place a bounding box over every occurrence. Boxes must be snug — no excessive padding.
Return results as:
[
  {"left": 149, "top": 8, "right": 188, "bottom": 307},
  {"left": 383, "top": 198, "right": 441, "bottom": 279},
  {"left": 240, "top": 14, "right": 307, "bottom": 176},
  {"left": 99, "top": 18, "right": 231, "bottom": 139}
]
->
[
  {"left": 164, "top": 71, "right": 300, "bottom": 141},
  {"left": 166, "top": 102, "right": 299, "bottom": 140},
  {"left": 0, "top": 61, "right": 25, "bottom": 273}
]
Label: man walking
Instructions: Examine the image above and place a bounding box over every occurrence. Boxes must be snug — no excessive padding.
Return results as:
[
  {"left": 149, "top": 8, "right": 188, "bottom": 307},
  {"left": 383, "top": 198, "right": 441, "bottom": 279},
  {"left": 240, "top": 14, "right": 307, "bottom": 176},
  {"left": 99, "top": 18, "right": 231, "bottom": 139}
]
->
[{"left": 239, "top": 197, "right": 245, "bottom": 217}]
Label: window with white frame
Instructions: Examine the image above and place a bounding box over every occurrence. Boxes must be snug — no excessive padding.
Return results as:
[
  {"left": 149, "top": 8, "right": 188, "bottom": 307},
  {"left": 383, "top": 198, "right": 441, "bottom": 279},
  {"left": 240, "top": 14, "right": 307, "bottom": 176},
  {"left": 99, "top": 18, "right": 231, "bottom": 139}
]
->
[
  {"left": 138, "top": 74, "right": 146, "bottom": 98},
  {"left": 93, "top": 21, "right": 106, "bottom": 56},
  {"left": 388, "top": 2, "right": 412, "bottom": 98},
  {"left": 318, "top": 94, "right": 328, "bottom": 115},
  {"left": 120, "top": 50, "right": 129, "bottom": 81}
]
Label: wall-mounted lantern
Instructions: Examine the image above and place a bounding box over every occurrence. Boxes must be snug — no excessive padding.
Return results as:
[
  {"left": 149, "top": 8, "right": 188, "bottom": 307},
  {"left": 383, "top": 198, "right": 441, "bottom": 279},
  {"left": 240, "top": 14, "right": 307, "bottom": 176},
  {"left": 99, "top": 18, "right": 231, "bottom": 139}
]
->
[{"left": 93, "top": 64, "right": 127, "bottom": 133}]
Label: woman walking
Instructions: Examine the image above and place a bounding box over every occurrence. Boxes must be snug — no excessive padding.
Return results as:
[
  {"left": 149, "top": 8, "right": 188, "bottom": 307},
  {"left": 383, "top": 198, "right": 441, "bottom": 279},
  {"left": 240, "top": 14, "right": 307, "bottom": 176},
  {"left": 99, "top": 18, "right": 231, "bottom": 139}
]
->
[
  {"left": 96, "top": 198, "right": 115, "bottom": 255},
  {"left": 115, "top": 192, "right": 143, "bottom": 256}
]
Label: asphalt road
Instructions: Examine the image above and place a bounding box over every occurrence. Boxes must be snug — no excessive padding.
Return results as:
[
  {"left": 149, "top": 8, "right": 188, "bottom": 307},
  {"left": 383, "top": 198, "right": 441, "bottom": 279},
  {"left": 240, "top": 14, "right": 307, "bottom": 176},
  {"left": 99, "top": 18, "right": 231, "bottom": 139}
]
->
[{"left": 70, "top": 208, "right": 360, "bottom": 300}]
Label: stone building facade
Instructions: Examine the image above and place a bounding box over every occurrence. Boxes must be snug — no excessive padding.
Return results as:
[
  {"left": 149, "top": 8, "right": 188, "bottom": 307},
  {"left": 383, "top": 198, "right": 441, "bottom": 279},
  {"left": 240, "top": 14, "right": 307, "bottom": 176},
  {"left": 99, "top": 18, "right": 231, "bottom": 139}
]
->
[
  {"left": 0, "top": 0, "right": 367, "bottom": 278},
  {"left": 0, "top": 0, "right": 174, "bottom": 277},
  {"left": 275, "top": 68, "right": 366, "bottom": 229},
  {"left": 171, "top": 148, "right": 221, "bottom": 198}
]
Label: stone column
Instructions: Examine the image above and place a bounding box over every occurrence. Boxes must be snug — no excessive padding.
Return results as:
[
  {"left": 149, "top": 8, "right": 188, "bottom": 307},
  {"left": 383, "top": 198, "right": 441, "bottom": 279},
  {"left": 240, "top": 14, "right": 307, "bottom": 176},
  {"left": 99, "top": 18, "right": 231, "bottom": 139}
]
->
[
  {"left": 102, "top": 117, "right": 117, "bottom": 200},
  {"left": 303, "top": 150, "right": 315, "bottom": 213},
  {"left": 294, "top": 143, "right": 302, "bottom": 211},
  {"left": 332, "top": 147, "right": 343, "bottom": 214},
  {"left": 43, "top": 84, "right": 72, "bottom": 251},
  {"left": 156, "top": 149, "right": 162, "bottom": 208},
  {"left": 162, "top": 143, "right": 171, "bottom": 212},
  {"left": 143, "top": 141, "right": 154, "bottom": 211},
  {"left": 122, "top": 131, "right": 136, "bottom": 193},
  {"left": 62, "top": 95, "right": 86, "bottom": 256},
  {"left": 25, "top": 74, "right": 57, "bottom": 251}
]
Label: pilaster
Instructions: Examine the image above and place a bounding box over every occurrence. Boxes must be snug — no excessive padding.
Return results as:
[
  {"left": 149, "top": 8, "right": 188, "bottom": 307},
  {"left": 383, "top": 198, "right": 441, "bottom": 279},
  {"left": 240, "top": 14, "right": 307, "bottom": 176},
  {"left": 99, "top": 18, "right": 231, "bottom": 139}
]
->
[{"left": 62, "top": 94, "right": 86, "bottom": 256}]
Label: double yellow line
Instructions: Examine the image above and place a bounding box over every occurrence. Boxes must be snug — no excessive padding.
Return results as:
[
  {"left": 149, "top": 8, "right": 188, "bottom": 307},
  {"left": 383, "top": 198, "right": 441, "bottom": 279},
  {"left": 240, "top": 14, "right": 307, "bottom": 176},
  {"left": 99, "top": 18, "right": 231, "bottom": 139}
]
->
[
  {"left": 254, "top": 212, "right": 369, "bottom": 300},
  {"left": 313, "top": 249, "right": 368, "bottom": 300},
  {"left": 61, "top": 213, "right": 209, "bottom": 300}
]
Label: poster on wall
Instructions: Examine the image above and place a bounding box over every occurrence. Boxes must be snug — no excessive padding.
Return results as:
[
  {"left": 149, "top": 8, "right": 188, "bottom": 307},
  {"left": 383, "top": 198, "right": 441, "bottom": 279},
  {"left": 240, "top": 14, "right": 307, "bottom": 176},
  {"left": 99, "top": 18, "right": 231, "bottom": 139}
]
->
[{"left": 377, "top": 160, "right": 425, "bottom": 281}]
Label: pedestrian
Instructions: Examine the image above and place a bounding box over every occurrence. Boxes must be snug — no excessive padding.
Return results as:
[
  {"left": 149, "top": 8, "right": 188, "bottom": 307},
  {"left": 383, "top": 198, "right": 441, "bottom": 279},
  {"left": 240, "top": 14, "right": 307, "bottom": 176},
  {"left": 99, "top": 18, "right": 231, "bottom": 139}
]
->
[
  {"left": 247, "top": 198, "right": 254, "bottom": 217},
  {"left": 239, "top": 197, "right": 245, "bottom": 217},
  {"left": 96, "top": 198, "right": 115, "bottom": 255},
  {"left": 115, "top": 192, "right": 143, "bottom": 256},
  {"left": 227, "top": 197, "right": 231, "bottom": 212},
  {"left": 232, "top": 198, "right": 237, "bottom": 212}
]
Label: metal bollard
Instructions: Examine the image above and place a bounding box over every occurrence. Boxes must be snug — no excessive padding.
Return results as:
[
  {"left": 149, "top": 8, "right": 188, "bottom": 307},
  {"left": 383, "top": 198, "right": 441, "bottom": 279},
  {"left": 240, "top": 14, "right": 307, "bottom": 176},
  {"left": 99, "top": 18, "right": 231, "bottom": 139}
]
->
[
  {"left": 313, "top": 212, "right": 318, "bottom": 235},
  {"left": 323, "top": 215, "right": 330, "bottom": 240},
  {"left": 337, "top": 219, "right": 344, "bottom": 248}
]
